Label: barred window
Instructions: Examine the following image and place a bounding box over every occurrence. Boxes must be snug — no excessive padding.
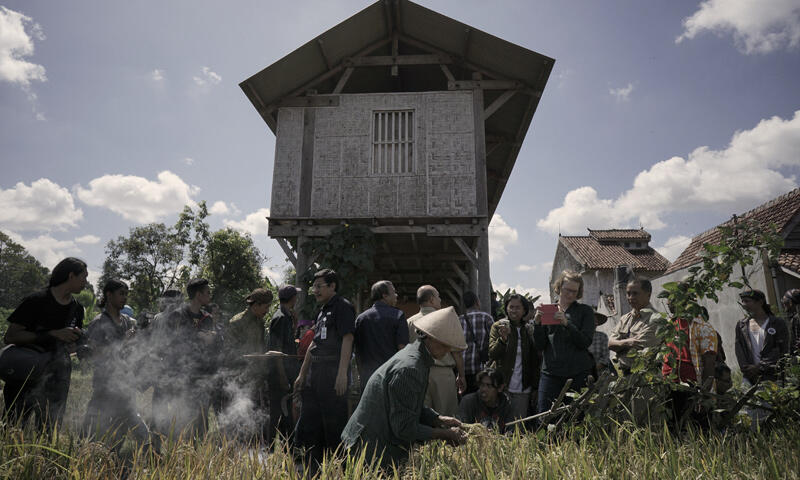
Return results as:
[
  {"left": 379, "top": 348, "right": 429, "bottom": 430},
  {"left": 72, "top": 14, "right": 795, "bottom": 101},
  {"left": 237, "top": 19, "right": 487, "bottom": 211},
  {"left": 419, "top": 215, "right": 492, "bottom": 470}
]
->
[{"left": 372, "top": 110, "right": 414, "bottom": 174}]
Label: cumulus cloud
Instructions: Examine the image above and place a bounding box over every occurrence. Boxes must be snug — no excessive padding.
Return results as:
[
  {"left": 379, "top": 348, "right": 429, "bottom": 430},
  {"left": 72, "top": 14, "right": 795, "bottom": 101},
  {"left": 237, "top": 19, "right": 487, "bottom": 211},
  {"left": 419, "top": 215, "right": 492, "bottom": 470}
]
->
[
  {"left": 150, "top": 68, "right": 164, "bottom": 82},
  {"left": 538, "top": 110, "right": 800, "bottom": 234},
  {"left": 224, "top": 208, "right": 270, "bottom": 237},
  {"left": 0, "top": 179, "right": 83, "bottom": 232},
  {"left": 655, "top": 235, "right": 692, "bottom": 262},
  {"left": 192, "top": 66, "right": 221, "bottom": 87},
  {"left": 0, "top": 6, "right": 46, "bottom": 86},
  {"left": 76, "top": 171, "right": 199, "bottom": 223},
  {"left": 488, "top": 214, "right": 518, "bottom": 262},
  {"left": 75, "top": 234, "right": 101, "bottom": 245},
  {"left": 609, "top": 83, "right": 634, "bottom": 102},
  {"left": 677, "top": 0, "right": 800, "bottom": 54},
  {"left": 182, "top": 157, "right": 195, "bottom": 166},
  {"left": 209, "top": 200, "right": 240, "bottom": 216},
  {"left": 6, "top": 231, "right": 78, "bottom": 269},
  {"left": 515, "top": 261, "right": 553, "bottom": 272}
]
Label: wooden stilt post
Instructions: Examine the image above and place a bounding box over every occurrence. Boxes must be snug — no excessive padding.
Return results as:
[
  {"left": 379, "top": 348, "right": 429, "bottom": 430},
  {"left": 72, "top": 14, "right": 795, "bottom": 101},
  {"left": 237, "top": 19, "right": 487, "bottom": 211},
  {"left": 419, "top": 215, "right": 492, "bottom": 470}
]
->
[
  {"left": 295, "top": 235, "right": 309, "bottom": 321},
  {"left": 478, "top": 219, "right": 491, "bottom": 314}
]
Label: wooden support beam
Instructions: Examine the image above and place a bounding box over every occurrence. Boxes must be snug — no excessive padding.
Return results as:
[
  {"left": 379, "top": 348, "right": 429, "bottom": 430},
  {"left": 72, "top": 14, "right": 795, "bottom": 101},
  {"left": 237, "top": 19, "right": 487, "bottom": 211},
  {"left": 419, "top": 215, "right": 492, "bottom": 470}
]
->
[
  {"left": 473, "top": 75, "right": 488, "bottom": 218},
  {"left": 444, "top": 288, "right": 461, "bottom": 308},
  {"left": 317, "top": 38, "right": 332, "bottom": 70},
  {"left": 299, "top": 108, "right": 315, "bottom": 217},
  {"left": 439, "top": 64, "right": 456, "bottom": 82},
  {"left": 477, "top": 220, "right": 491, "bottom": 314},
  {"left": 450, "top": 80, "right": 524, "bottom": 90},
  {"left": 410, "top": 233, "right": 418, "bottom": 252},
  {"left": 391, "top": 33, "right": 399, "bottom": 76},
  {"left": 446, "top": 277, "right": 463, "bottom": 297},
  {"left": 344, "top": 54, "right": 452, "bottom": 67},
  {"left": 483, "top": 90, "right": 517, "bottom": 120},
  {"left": 454, "top": 237, "right": 479, "bottom": 268},
  {"left": 275, "top": 238, "right": 297, "bottom": 267},
  {"left": 276, "top": 96, "right": 339, "bottom": 107},
  {"left": 332, "top": 67, "right": 354, "bottom": 94},
  {"left": 426, "top": 224, "right": 481, "bottom": 237},
  {"left": 450, "top": 262, "right": 468, "bottom": 284},
  {"left": 295, "top": 236, "right": 309, "bottom": 320}
]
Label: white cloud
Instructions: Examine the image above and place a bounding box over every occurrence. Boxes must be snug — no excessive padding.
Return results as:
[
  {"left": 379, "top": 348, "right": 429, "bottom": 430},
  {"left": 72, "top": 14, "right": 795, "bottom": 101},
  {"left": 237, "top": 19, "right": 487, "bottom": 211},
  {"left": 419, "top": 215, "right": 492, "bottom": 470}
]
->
[
  {"left": 224, "top": 208, "right": 270, "bottom": 237},
  {"left": 182, "top": 157, "right": 195, "bottom": 166},
  {"left": 209, "top": 201, "right": 231, "bottom": 215},
  {"left": 655, "top": 235, "right": 692, "bottom": 263},
  {"left": 192, "top": 66, "right": 221, "bottom": 87},
  {"left": 515, "top": 261, "right": 553, "bottom": 272},
  {"left": 0, "top": 6, "right": 46, "bottom": 86},
  {"left": 74, "top": 234, "right": 101, "bottom": 245},
  {"left": 7, "top": 232, "right": 78, "bottom": 269},
  {"left": 494, "top": 282, "right": 549, "bottom": 306},
  {"left": 261, "top": 264, "right": 282, "bottom": 285},
  {"left": 150, "top": 69, "right": 164, "bottom": 82},
  {"left": 609, "top": 83, "right": 634, "bottom": 102},
  {"left": 538, "top": 110, "right": 800, "bottom": 234},
  {"left": 677, "top": 0, "right": 800, "bottom": 54},
  {"left": 0, "top": 178, "right": 83, "bottom": 232},
  {"left": 488, "top": 214, "right": 518, "bottom": 262},
  {"left": 76, "top": 171, "right": 199, "bottom": 223}
]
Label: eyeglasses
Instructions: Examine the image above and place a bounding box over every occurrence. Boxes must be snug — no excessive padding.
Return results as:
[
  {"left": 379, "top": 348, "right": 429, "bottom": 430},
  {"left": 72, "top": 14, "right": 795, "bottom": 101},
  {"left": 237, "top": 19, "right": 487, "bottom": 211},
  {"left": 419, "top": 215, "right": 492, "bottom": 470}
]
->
[{"left": 311, "top": 282, "right": 330, "bottom": 291}]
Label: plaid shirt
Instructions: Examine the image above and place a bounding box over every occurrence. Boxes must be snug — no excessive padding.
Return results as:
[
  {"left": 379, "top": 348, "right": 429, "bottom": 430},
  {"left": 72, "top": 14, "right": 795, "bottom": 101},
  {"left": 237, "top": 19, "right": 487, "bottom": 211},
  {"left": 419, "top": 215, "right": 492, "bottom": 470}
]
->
[
  {"left": 588, "top": 330, "right": 610, "bottom": 367},
  {"left": 460, "top": 310, "right": 494, "bottom": 375}
]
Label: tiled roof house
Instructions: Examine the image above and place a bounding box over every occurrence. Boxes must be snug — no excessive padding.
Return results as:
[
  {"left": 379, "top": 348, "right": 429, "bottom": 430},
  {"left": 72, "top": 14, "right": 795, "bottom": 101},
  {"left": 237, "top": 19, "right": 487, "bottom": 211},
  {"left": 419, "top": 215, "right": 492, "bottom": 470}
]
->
[
  {"left": 652, "top": 188, "right": 800, "bottom": 370},
  {"left": 549, "top": 228, "right": 670, "bottom": 322}
]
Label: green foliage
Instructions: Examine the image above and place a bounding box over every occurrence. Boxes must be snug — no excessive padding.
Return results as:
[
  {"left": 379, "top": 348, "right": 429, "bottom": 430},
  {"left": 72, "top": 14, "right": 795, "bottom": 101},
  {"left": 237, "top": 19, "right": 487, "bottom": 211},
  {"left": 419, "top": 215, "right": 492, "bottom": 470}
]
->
[
  {"left": 200, "top": 228, "right": 266, "bottom": 315},
  {"left": 100, "top": 202, "right": 211, "bottom": 313},
  {"left": 298, "top": 224, "right": 376, "bottom": 315},
  {"left": 494, "top": 288, "right": 541, "bottom": 319},
  {"left": 0, "top": 230, "right": 49, "bottom": 310},
  {"left": 75, "top": 288, "right": 99, "bottom": 323}
]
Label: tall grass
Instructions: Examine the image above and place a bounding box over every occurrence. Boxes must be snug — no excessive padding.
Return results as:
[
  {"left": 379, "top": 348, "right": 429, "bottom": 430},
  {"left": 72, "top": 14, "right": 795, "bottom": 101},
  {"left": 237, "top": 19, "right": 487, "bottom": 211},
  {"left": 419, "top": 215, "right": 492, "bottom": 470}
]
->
[{"left": 1, "top": 371, "right": 799, "bottom": 479}]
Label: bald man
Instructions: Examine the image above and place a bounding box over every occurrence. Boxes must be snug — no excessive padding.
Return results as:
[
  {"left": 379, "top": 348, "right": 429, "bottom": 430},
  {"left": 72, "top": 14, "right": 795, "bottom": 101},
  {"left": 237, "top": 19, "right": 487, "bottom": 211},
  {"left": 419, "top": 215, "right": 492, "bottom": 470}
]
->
[{"left": 407, "top": 285, "right": 465, "bottom": 416}]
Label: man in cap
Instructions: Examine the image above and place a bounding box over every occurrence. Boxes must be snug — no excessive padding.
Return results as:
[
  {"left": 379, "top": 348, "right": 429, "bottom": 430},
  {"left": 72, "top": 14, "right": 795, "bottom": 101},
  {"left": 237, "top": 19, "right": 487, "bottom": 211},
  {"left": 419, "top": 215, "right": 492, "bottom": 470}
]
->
[
  {"left": 267, "top": 284, "right": 302, "bottom": 442},
  {"left": 407, "top": 285, "right": 465, "bottom": 416},
  {"left": 221, "top": 287, "right": 274, "bottom": 440},
  {"left": 354, "top": 280, "right": 408, "bottom": 387},
  {"left": 342, "top": 306, "right": 468, "bottom": 467}
]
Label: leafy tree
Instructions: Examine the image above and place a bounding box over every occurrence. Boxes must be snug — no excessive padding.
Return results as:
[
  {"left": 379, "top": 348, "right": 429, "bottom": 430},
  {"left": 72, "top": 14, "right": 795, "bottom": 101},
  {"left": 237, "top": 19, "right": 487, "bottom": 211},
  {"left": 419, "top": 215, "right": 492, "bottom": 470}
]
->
[
  {"left": 200, "top": 228, "right": 266, "bottom": 315},
  {"left": 0, "top": 231, "right": 50, "bottom": 310},
  {"left": 100, "top": 202, "right": 211, "bottom": 313}
]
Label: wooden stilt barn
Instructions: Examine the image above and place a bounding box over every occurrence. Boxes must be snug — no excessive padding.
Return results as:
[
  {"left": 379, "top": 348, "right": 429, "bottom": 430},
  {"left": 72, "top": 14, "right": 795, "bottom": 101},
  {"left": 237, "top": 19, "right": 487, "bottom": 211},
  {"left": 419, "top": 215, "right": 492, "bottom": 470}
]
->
[{"left": 240, "top": 0, "right": 553, "bottom": 313}]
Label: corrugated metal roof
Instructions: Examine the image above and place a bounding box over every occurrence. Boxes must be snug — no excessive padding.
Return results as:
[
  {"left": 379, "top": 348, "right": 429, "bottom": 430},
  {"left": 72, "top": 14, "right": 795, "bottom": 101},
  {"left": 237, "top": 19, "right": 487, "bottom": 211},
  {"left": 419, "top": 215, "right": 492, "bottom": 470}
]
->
[{"left": 665, "top": 188, "right": 800, "bottom": 274}]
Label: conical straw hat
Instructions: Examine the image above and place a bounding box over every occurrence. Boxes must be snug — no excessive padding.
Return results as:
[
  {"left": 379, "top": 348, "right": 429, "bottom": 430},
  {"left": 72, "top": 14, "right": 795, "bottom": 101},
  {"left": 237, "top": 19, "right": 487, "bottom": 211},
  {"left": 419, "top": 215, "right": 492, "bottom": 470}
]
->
[{"left": 412, "top": 306, "right": 467, "bottom": 351}]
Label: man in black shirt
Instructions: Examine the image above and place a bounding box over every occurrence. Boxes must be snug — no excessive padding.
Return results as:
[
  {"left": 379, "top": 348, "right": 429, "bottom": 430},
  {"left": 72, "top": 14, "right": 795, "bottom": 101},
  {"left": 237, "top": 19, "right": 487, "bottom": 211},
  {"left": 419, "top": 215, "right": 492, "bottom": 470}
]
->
[
  {"left": 354, "top": 280, "right": 408, "bottom": 387},
  {"left": 267, "top": 284, "right": 302, "bottom": 442},
  {"left": 457, "top": 368, "right": 513, "bottom": 433},
  {"left": 3, "top": 257, "right": 87, "bottom": 428},
  {"left": 294, "top": 269, "right": 355, "bottom": 465}
]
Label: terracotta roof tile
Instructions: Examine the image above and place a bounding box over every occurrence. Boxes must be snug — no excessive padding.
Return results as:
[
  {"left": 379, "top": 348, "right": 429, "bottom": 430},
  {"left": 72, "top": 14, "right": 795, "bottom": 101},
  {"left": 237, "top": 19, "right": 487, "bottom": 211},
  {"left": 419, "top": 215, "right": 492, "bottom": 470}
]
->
[
  {"left": 664, "top": 188, "right": 800, "bottom": 275},
  {"left": 560, "top": 234, "right": 670, "bottom": 272},
  {"left": 779, "top": 250, "right": 800, "bottom": 274},
  {"left": 588, "top": 229, "right": 651, "bottom": 241}
]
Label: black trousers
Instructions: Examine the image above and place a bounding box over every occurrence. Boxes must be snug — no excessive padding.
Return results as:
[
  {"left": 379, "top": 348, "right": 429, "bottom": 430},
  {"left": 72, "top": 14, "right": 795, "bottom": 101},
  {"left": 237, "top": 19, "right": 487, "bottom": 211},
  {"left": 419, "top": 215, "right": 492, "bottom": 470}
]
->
[
  {"left": 294, "top": 362, "right": 348, "bottom": 464},
  {"left": 3, "top": 358, "right": 71, "bottom": 429}
]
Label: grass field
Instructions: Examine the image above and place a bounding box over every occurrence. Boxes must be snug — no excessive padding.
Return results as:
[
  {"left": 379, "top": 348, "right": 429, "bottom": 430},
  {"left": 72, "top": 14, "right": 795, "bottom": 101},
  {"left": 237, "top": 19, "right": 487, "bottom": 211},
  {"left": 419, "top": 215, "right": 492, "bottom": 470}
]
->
[{"left": 1, "top": 369, "right": 799, "bottom": 479}]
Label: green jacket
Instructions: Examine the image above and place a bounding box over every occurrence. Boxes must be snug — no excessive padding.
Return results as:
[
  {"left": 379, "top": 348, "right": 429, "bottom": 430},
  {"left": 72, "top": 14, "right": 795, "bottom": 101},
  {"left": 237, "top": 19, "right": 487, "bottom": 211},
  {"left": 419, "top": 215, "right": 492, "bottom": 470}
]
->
[
  {"left": 223, "top": 308, "right": 268, "bottom": 382},
  {"left": 488, "top": 319, "right": 539, "bottom": 391},
  {"left": 341, "top": 340, "right": 441, "bottom": 466}
]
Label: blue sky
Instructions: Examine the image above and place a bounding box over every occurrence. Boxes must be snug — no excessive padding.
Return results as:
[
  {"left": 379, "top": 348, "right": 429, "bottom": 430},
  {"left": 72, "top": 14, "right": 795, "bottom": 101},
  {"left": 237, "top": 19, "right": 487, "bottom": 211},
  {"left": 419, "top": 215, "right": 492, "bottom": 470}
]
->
[{"left": 1, "top": 0, "right": 799, "bottom": 303}]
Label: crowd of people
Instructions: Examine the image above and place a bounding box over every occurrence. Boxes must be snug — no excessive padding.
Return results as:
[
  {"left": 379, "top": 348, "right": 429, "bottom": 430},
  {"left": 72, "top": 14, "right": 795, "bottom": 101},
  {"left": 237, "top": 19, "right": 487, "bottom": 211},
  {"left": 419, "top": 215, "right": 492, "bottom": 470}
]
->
[{"left": 1, "top": 257, "right": 799, "bottom": 468}]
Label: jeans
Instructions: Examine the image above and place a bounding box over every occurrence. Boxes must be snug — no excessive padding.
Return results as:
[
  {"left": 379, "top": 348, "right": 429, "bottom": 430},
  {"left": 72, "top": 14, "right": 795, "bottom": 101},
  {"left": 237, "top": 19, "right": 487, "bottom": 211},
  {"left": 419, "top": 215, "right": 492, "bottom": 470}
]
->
[{"left": 537, "top": 370, "right": 590, "bottom": 414}]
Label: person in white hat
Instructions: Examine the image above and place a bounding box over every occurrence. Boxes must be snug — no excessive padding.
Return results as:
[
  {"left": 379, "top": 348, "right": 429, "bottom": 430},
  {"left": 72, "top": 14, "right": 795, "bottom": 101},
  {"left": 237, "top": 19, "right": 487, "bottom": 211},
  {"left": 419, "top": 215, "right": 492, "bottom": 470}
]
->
[{"left": 341, "top": 306, "right": 468, "bottom": 467}]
